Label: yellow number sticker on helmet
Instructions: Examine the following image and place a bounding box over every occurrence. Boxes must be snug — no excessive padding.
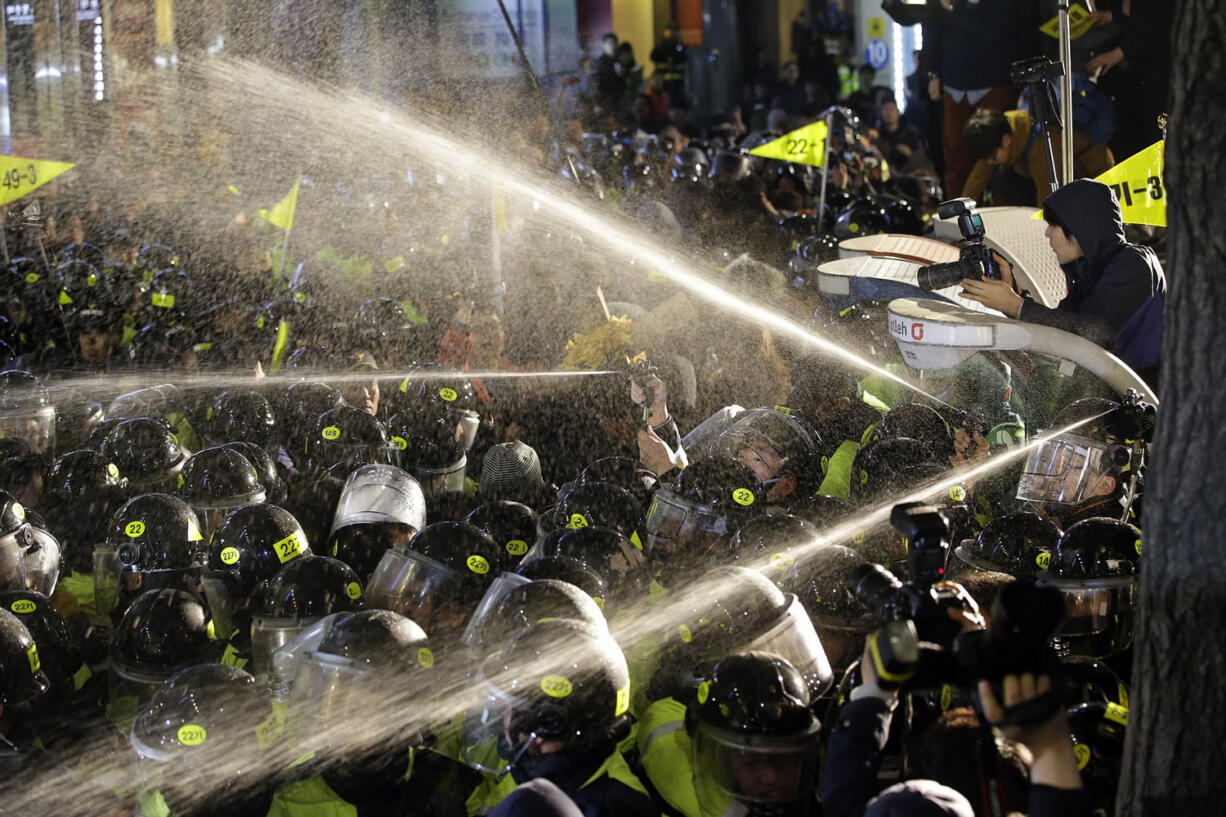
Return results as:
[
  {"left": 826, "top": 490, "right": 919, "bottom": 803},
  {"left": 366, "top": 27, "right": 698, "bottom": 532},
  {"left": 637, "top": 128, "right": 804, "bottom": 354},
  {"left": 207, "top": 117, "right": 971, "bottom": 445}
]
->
[
  {"left": 567, "top": 513, "right": 589, "bottom": 529},
  {"left": 1035, "top": 552, "right": 1052, "bottom": 570},
  {"left": 540, "top": 674, "right": 573, "bottom": 698},
  {"left": 439, "top": 387, "right": 458, "bottom": 402},
  {"left": 177, "top": 725, "right": 207, "bottom": 747},
  {"left": 1073, "top": 743, "right": 1091, "bottom": 770},
  {"left": 1134, "top": 538, "right": 1142, "bottom": 555},
  {"left": 125, "top": 521, "right": 146, "bottom": 538},
  {"left": 24, "top": 272, "right": 38, "bottom": 284},
  {"left": 697, "top": 680, "right": 711, "bottom": 704},
  {"left": 466, "top": 555, "right": 490, "bottom": 575},
  {"left": 187, "top": 521, "right": 203, "bottom": 542},
  {"left": 219, "top": 547, "right": 241, "bottom": 566},
  {"left": 272, "top": 531, "right": 304, "bottom": 564},
  {"left": 769, "top": 552, "right": 795, "bottom": 571},
  {"left": 678, "top": 624, "right": 692, "bottom": 643},
  {"left": 1104, "top": 702, "right": 1128, "bottom": 726},
  {"left": 151, "top": 292, "right": 176, "bottom": 309},
  {"left": 345, "top": 582, "right": 362, "bottom": 600},
  {"left": 948, "top": 486, "right": 967, "bottom": 502},
  {"left": 506, "top": 539, "right": 528, "bottom": 556},
  {"left": 322, "top": 426, "right": 341, "bottom": 441},
  {"left": 731, "top": 488, "right": 755, "bottom": 506},
  {"left": 418, "top": 647, "right": 435, "bottom": 669},
  {"left": 26, "top": 644, "right": 40, "bottom": 674},
  {"left": 615, "top": 685, "right": 630, "bottom": 716},
  {"left": 10, "top": 599, "right": 36, "bottom": 615},
  {"left": 108, "top": 463, "right": 120, "bottom": 479},
  {"left": 940, "top": 684, "right": 952, "bottom": 711},
  {"left": 391, "top": 436, "right": 407, "bottom": 451}
]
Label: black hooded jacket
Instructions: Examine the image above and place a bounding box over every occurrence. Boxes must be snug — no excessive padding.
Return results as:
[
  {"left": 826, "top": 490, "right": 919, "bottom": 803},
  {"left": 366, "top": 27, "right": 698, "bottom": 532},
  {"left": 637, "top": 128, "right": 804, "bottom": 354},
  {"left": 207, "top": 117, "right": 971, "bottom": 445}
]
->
[{"left": 1018, "top": 179, "right": 1165, "bottom": 366}]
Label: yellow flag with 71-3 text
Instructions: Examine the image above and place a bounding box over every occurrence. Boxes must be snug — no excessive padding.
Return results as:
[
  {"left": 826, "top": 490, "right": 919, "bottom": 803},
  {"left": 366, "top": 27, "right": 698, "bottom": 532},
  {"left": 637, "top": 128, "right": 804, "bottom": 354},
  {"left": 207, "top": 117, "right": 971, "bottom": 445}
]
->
[
  {"left": 1096, "top": 141, "right": 1166, "bottom": 227},
  {"left": 749, "top": 121, "right": 829, "bottom": 168},
  {"left": 0, "top": 156, "right": 76, "bottom": 207},
  {"left": 259, "top": 178, "right": 300, "bottom": 231}
]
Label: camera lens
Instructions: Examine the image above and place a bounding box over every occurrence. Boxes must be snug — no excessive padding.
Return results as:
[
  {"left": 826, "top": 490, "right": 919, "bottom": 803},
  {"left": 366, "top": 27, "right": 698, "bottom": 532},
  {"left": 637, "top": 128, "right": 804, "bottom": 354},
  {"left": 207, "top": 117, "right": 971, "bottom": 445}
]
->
[
  {"left": 916, "top": 260, "right": 975, "bottom": 292},
  {"left": 850, "top": 562, "right": 904, "bottom": 618}
]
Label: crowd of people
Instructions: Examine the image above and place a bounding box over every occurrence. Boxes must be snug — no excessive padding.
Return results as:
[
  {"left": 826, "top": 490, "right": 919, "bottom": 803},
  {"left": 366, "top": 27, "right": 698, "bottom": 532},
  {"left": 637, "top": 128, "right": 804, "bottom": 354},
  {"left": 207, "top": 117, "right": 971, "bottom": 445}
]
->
[{"left": 0, "top": 5, "right": 1172, "bottom": 817}]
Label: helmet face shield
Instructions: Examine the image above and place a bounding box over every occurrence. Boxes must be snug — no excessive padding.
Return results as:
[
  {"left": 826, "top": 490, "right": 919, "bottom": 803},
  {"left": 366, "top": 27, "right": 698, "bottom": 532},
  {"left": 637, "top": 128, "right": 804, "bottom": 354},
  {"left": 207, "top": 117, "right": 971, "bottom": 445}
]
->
[
  {"left": 109, "top": 662, "right": 171, "bottom": 728},
  {"left": 93, "top": 544, "right": 119, "bottom": 614},
  {"left": 200, "top": 573, "right": 240, "bottom": 639},
  {"left": 284, "top": 650, "right": 400, "bottom": 755},
  {"left": 0, "top": 528, "right": 31, "bottom": 592},
  {"left": 0, "top": 405, "right": 55, "bottom": 456},
  {"left": 458, "top": 572, "right": 533, "bottom": 654},
  {"left": 22, "top": 527, "right": 61, "bottom": 595},
  {"left": 331, "top": 464, "right": 427, "bottom": 533},
  {"left": 692, "top": 720, "right": 820, "bottom": 810},
  {"left": 193, "top": 494, "right": 266, "bottom": 544},
  {"left": 249, "top": 616, "right": 314, "bottom": 680},
  {"left": 1039, "top": 575, "right": 1137, "bottom": 658},
  {"left": 1017, "top": 434, "right": 1124, "bottom": 505},
  {"left": 365, "top": 546, "right": 460, "bottom": 630},
  {"left": 414, "top": 457, "right": 467, "bottom": 498},
  {"left": 643, "top": 489, "right": 727, "bottom": 555},
  {"left": 459, "top": 681, "right": 523, "bottom": 777},
  {"left": 745, "top": 595, "right": 834, "bottom": 698}
]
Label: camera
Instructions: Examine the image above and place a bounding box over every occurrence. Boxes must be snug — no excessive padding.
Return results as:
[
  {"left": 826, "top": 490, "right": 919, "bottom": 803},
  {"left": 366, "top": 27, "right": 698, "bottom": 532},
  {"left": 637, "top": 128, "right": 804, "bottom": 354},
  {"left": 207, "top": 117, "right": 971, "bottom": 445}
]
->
[
  {"left": 1010, "top": 56, "right": 1063, "bottom": 86},
  {"left": 624, "top": 355, "right": 661, "bottom": 427},
  {"left": 915, "top": 198, "right": 1001, "bottom": 291}
]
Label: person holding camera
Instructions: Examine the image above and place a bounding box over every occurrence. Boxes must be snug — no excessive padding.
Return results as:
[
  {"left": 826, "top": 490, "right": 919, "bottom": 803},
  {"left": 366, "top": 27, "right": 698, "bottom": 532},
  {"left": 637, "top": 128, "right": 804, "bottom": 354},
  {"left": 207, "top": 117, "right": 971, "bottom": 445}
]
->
[{"left": 959, "top": 179, "right": 1165, "bottom": 385}]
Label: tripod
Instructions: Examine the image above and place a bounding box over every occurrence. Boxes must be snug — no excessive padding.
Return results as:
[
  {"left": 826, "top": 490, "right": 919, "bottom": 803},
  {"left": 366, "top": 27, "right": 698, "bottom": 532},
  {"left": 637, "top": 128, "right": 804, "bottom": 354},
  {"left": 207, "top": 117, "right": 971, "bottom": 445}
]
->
[{"left": 1023, "top": 75, "right": 1064, "bottom": 197}]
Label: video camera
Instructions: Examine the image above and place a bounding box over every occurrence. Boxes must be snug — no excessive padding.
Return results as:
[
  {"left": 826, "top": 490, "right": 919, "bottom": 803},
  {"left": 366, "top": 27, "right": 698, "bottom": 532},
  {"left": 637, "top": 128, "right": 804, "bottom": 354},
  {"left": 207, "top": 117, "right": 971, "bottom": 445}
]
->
[
  {"left": 1010, "top": 56, "right": 1063, "bottom": 86},
  {"left": 624, "top": 354, "right": 661, "bottom": 427},
  {"left": 915, "top": 198, "right": 1002, "bottom": 291}
]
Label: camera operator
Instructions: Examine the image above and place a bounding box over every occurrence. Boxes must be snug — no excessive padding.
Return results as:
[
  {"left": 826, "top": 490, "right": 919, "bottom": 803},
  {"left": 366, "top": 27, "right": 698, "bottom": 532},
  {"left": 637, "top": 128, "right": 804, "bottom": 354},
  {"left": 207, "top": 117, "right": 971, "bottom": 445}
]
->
[{"left": 959, "top": 179, "right": 1165, "bottom": 386}]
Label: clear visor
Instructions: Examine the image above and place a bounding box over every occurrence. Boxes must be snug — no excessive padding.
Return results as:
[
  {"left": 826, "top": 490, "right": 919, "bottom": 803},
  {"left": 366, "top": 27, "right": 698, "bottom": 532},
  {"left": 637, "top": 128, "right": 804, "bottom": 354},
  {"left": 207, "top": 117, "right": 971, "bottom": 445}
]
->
[
  {"left": 0, "top": 529, "right": 29, "bottom": 591},
  {"left": 746, "top": 595, "right": 834, "bottom": 698},
  {"left": 414, "top": 456, "right": 468, "bottom": 498},
  {"left": 458, "top": 572, "right": 533, "bottom": 654},
  {"left": 200, "top": 573, "right": 240, "bottom": 641},
  {"left": 365, "top": 546, "right": 460, "bottom": 627},
  {"left": 1040, "top": 577, "right": 1137, "bottom": 637},
  {"left": 110, "top": 661, "right": 173, "bottom": 719},
  {"left": 330, "top": 464, "right": 427, "bottom": 534},
  {"left": 1016, "top": 435, "right": 1122, "bottom": 505},
  {"left": 692, "top": 719, "right": 820, "bottom": 807},
  {"left": 644, "top": 490, "right": 726, "bottom": 554},
  {"left": 458, "top": 680, "right": 527, "bottom": 777},
  {"left": 250, "top": 616, "right": 314, "bottom": 682},
  {"left": 283, "top": 650, "right": 380, "bottom": 754},
  {"left": 0, "top": 405, "right": 55, "bottom": 456},
  {"left": 22, "top": 527, "right": 61, "bottom": 596},
  {"left": 93, "top": 544, "right": 119, "bottom": 614},
  {"left": 194, "top": 495, "right": 265, "bottom": 544}
]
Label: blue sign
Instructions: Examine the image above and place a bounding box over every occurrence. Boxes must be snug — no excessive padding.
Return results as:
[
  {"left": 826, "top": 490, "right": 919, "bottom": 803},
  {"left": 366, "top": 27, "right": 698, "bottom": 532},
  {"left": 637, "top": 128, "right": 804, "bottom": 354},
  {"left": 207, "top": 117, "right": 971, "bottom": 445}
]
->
[{"left": 865, "top": 38, "right": 890, "bottom": 71}]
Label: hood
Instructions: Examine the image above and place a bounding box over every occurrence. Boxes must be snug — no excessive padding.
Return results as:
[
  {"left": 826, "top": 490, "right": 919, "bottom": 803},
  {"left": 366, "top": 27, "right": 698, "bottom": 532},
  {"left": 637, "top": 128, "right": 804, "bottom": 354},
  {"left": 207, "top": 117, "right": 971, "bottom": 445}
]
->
[
  {"left": 1043, "top": 179, "right": 1127, "bottom": 264},
  {"left": 865, "top": 781, "right": 975, "bottom": 817}
]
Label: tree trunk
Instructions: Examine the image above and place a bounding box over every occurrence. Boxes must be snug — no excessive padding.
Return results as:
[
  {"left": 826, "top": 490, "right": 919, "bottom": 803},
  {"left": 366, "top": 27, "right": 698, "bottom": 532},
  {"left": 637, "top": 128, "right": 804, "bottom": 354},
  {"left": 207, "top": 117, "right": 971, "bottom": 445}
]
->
[{"left": 1116, "top": 1, "right": 1226, "bottom": 813}]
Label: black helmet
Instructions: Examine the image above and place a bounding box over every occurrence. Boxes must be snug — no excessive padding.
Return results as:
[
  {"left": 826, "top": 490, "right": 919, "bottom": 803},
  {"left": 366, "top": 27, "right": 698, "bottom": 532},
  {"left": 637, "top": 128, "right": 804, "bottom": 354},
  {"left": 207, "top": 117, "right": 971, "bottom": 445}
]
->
[
  {"left": 1065, "top": 701, "right": 1127, "bottom": 817},
  {"left": 643, "top": 456, "right": 767, "bottom": 578},
  {"left": 0, "top": 370, "right": 55, "bottom": 456},
  {"left": 714, "top": 408, "right": 822, "bottom": 499},
  {"left": 278, "top": 610, "right": 434, "bottom": 757},
  {"left": 850, "top": 437, "right": 942, "bottom": 506},
  {"left": 0, "top": 591, "right": 78, "bottom": 699},
  {"left": 41, "top": 450, "right": 129, "bottom": 573},
  {"left": 130, "top": 664, "right": 272, "bottom": 808},
  {"left": 101, "top": 418, "right": 189, "bottom": 492},
  {"left": 952, "top": 512, "right": 1061, "bottom": 579},
  {"left": 555, "top": 481, "right": 644, "bottom": 545},
  {"left": 668, "top": 566, "right": 832, "bottom": 698},
  {"left": 220, "top": 441, "right": 287, "bottom": 505},
  {"left": 62, "top": 242, "right": 105, "bottom": 269},
  {"left": 796, "top": 233, "right": 840, "bottom": 267},
  {"left": 578, "top": 456, "right": 659, "bottom": 511},
  {"left": 46, "top": 387, "right": 104, "bottom": 452},
  {"left": 389, "top": 412, "right": 467, "bottom": 497},
  {"left": 135, "top": 243, "right": 180, "bottom": 275},
  {"left": 387, "top": 363, "right": 480, "bottom": 449},
  {"left": 146, "top": 269, "right": 192, "bottom": 316},
  {"left": 250, "top": 555, "right": 366, "bottom": 677},
  {"left": 0, "top": 490, "right": 36, "bottom": 594},
  {"left": 833, "top": 196, "right": 890, "bottom": 240},
  {"left": 203, "top": 504, "right": 310, "bottom": 637},
  {"left": 1039, "top": 518, "right": 1140, "bottom": 659},
  {"left": 205, "top": 390, "right": 276, "bottom": 449},
  {"left": 178, "top": 446, "right": 267, "bottom": 540},
  {"left": 793, "top": 545, "right": 875, "bottom": 672},
  {"left": 277, "top": 382, "right": 346, "bottom": 456},
  {"left": 305, "top": 407, "right": 392, "bottom": 474},
  {"left": 54, "top": 258, "right": 104, "bottom": 306},
  {"left": 1015, "top": 431, "right": 1130, "bottom": 507},
  {"left": 327, "top": 524, "right": 405, "bottom": 584},
  {"left": 0, "top": 606, "right": 49, "bottom": 708},
  {"left": 873, "top": 403, "right": 955, "bottom": 463},
  {"left": 105, "top": 493, "right": 206, "bottom": 574},
  {"left": 542, "top": 526, "right": 650, "bottom": 608},
  {"left": 465, "top": 501, "right": 539, "bottom": 562},
  {"left": 463, "top": 620, "right": 630, "bottom": 776},
  {"left": 461, "top": 578, "right": 608, "bottom": 656},
  {"left": 515, "top": 555, "right": 609, "bottom": 613},
  {"left": 722, "top": 514, "right": 818, "bottom": 592},
  {"left": 365, "top": 522, "right": 507, "bottom": 637},
  {"left": 109, "top": 589, "right": 214, "bottom": 713},
  {"left": 688, "top": 653, "right": 821, "bottom": 812}
]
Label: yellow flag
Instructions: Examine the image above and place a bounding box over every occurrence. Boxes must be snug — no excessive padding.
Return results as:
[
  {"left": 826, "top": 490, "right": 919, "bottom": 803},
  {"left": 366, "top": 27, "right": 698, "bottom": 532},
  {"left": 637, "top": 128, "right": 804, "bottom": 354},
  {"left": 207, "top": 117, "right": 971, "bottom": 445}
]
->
[
  {"left": 749, "top": 121, "right": 829, "bottom": 168},
  {"left": 1039, "top": 3, "right": 1096, "bottom": 39},
  {"left": 1029, "top": 141, "right": 1165, "bottom": 227},
  {"left": 1096, "top": 141, "right": 1166, "bottom": 227},
  {"left": 259, "top": 178, "right": 300, "bottom": 231},
  {"left": 0, "top": 156, "right": 76, "bottom": 207}
]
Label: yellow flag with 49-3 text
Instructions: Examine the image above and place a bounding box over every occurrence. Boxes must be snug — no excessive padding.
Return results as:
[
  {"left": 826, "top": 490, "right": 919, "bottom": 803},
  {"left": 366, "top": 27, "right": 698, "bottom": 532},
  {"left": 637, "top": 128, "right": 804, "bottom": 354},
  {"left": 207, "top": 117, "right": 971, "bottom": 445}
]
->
[
  {"left": 259, "top": 178, "right": 300, "bottom": 231},
  {"left": 0, "top": 156, "right": 76, "bottom": 207}
]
